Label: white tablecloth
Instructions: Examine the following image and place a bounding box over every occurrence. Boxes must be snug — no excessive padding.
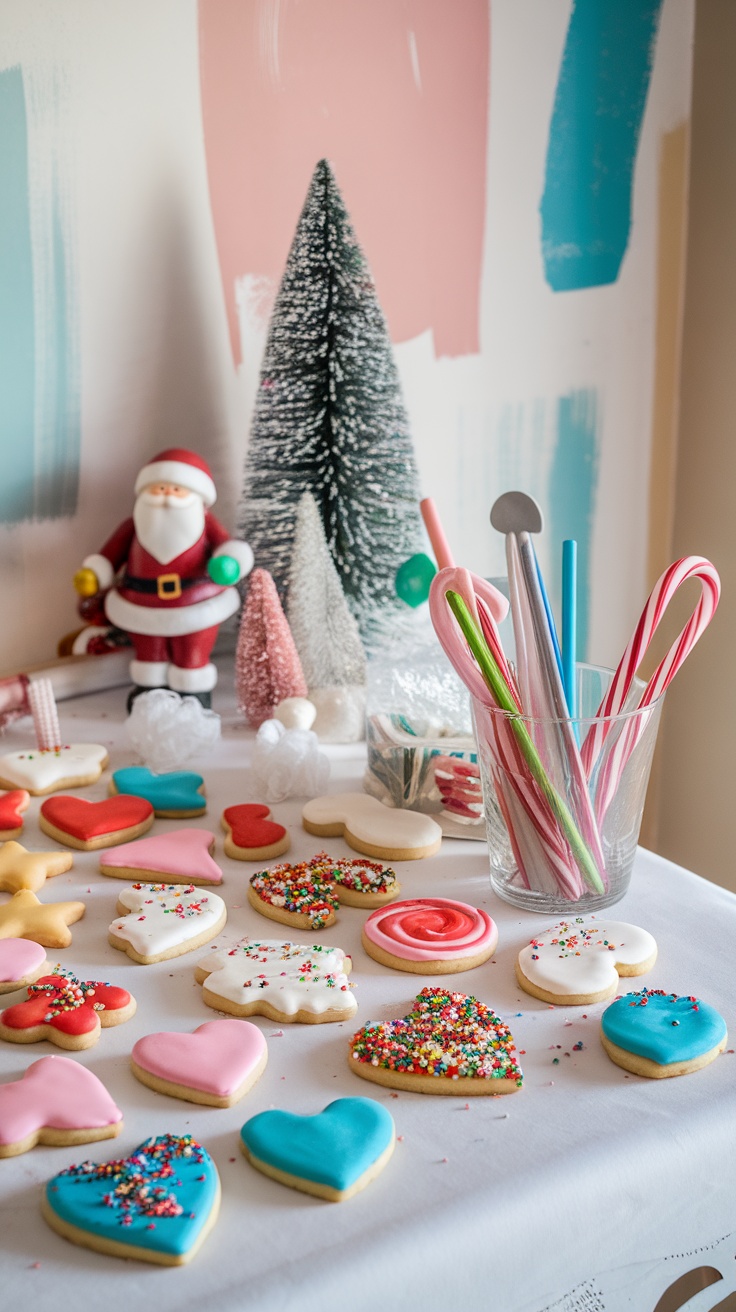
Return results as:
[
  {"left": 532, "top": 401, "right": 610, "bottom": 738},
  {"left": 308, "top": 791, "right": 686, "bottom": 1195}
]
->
[{"left": 0, "top": 673, "right": 734, "bottom": 1312}]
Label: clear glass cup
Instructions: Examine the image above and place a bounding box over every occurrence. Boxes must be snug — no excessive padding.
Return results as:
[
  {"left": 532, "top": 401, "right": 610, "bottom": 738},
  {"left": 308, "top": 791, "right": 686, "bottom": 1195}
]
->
[{"left": 472, "top": 663, "right": 665, "bottom": 914}]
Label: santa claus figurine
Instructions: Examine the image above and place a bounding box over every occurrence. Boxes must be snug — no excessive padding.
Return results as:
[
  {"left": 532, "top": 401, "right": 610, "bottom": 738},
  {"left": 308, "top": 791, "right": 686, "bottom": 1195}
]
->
[{"left": 74, "top": 448, "right": 253, "bottom": 707}]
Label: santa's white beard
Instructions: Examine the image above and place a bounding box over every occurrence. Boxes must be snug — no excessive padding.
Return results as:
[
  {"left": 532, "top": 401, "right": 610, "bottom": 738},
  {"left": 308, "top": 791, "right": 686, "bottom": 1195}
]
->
[{"left": 133, "top": 491, "right": 205, "bottom": 564}]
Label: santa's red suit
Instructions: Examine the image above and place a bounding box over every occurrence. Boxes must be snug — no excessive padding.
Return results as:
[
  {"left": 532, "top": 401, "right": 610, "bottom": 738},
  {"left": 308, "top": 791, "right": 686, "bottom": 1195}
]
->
[{"left": 80, "top": 449, "right": 252, "bottom": 695}]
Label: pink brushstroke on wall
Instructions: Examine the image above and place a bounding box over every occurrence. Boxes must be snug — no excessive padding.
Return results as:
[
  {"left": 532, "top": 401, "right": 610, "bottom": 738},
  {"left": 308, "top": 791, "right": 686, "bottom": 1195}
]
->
[{"left": 198, "top": 0, "right": 489, "bottom": 361}]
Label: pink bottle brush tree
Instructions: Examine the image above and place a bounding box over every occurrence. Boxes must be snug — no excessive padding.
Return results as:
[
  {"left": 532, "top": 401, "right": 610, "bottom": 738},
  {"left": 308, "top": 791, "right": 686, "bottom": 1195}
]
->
[{"left": 235, "top": 568, "right": 307, "bottom": 728}]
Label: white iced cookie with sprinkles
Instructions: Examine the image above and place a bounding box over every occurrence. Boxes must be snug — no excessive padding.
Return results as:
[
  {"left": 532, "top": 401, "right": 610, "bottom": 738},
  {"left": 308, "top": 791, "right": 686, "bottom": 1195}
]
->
[
  {"left": 195, "top": 936, "right": 357, "bottom": 1025},
  {"left": 108, "top": 883, "right": 227, "bottom": 965},
  {"left": 515, "top": 917, "right": 657, "bottom": 1006},
  {"left": 0, "top": 745, "right": 109, "bottom": 795}
]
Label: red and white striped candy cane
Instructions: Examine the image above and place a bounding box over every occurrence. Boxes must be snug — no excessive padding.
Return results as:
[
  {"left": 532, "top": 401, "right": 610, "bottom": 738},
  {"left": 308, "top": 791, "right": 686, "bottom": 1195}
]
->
[{"left": 581, "top": 557, "right": 721, "bottom": 818}]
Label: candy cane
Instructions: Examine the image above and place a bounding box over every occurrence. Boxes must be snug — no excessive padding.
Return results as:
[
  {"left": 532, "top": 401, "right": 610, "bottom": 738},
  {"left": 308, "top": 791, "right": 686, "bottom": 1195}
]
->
[{"left": 581, "top": 557, "right": 721, "bottom": 817}]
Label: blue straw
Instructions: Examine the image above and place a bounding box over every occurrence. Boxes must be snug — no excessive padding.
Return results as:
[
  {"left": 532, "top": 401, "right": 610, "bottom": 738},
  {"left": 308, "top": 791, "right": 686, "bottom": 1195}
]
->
[
  {"left": 534, "top": 550, "right": 565, "bottom": 692},
  {"left": 562, "top": 539, "right": 578, "bottom": 723}
]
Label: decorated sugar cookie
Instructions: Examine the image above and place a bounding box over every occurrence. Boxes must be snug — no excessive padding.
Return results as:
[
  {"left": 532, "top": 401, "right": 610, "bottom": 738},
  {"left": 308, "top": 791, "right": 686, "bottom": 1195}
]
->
[
  {"left": 0, "top": 1055, "right": 123, "bottom": 1157},
  {"left": 515, "top": 918, "right": 658, "bottom": 1006},
  {"left": 0, "top": 938, "right": 48, "bottom": 993},
  {"left": 0, "top": 889, "right": 85, "bottom": 949},
  {"left": 39, "top": 794, "right": 155, "bottom": 851},
  {"left": 99, "top": 828, "right": 222, "bottom": 885},
  {"left": 362, "top": 898, "right": 498, "bottom": 974},
  {"left": 221, "top": 803, "right": 290, "bottom": 861},
  {"left": 0, "top": 968, "right": 136, "bottom": 1050},
  {"left": 248, "top": 852, "right": 400, "bottom": 931},
  {"left": 0, "top": 744, "right": 108, "bottom": 795},
  {"left": 0, "top": 840, "right": 73, "bottom": 894},
  {"left": 349, "top": 987, "right": 524, "bottom": 1096},
  {"left": 110, "top": 766, "right": 206, "bottom": 818},
  {"left": 240, "top": 1097, "right": 395, "bottom": 1202},
  {"left": 0, "top": 790, "right": 30, "bottom": 839},
  {"left": 131, "top": 1019, "right": 268, "bottom": 1107},
  {"left": 108, "top": 883, "right": 227, "bottom": 964},
  {"left": 600, "top": 989, "right": 728, "bottom": 1079},
  {"left": 195, "top": 937, "right": 357, "bottom": 1025},
  {"left": 302, "top": 792, "right": 442, "bottom": 861},
  {"left": 42, "top": 1134, "right": 220, "bottom": 1266}
]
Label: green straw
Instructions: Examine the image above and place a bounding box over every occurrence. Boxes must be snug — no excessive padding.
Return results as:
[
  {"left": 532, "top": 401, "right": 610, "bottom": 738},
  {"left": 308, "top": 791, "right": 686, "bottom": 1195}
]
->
[{"left": 446, "top": 590, "right": 604, "bottom": 895}]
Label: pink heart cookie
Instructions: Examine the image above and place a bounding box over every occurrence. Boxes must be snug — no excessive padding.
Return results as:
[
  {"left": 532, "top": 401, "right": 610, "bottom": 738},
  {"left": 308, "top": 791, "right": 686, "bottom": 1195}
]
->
[
  {"left": 131, "top": 1019, "right": 268, "bottom": 1107},
  {"left": 0, "top": 1055, "right": 122, "bottom": 1157}
]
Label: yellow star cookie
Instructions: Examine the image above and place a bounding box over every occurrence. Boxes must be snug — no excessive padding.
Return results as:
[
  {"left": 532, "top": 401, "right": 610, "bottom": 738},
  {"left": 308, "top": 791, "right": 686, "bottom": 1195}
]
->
[
  {"left": 0, "top": 841, "right": 73, "bottom": 894},
  {"left": 0, "top": 889, "right": 85, "bottom": 949}
]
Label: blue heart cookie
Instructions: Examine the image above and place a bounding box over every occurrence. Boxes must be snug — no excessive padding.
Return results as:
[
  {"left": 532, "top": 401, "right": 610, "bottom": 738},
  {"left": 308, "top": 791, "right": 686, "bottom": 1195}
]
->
[
  {"left": 111, "top": 767, "right": 206, "bottom": 817},
  {"left": 601, "top": 989, "right": 727, "bottom": 1078},
  {"left": 240, "top": 1097, "right": 395, "bottom": 1201},
  {"left": 42, "top": 1133, "right": 220, "bottom": 1265}
]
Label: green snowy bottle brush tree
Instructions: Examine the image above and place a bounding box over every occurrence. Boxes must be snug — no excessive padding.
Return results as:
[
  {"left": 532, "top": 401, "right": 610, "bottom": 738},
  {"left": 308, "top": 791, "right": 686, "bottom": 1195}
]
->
[{"left": 239, "top": 158, "right": 424, "bottom": 653}]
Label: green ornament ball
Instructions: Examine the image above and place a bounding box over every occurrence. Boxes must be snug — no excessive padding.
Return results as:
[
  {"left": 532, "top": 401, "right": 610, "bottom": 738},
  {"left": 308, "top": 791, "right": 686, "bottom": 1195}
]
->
[{"left": 395, "top": 553, "right": 437, "bottom": 608}]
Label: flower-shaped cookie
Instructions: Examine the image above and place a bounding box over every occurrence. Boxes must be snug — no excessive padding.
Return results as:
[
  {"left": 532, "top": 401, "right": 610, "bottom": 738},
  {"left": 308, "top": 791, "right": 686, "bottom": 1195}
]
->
[{"left": 0, "top": 969, "right": 136, "bottom": 1050}]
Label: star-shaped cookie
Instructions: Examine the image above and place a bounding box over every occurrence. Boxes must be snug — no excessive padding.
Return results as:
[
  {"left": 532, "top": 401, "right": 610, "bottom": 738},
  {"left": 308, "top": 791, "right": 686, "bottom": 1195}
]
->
[
  {"left": 0, "top": 842, "right": 73, "bottom": 894},
  {"left": 0, "top": 889, "right": 85, "bottom": 949}
]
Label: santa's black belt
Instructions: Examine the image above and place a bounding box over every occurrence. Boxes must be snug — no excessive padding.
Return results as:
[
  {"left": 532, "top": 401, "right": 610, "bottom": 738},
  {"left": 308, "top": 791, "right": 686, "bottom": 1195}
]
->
[{"left": 121, "top": 572, "right": 206, "bottom": 601}]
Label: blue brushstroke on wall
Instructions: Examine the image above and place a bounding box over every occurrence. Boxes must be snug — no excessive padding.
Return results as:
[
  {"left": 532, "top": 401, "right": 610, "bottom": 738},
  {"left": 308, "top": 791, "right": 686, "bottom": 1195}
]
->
[
  {"left": 540, "top": 0, "right": 663, "bottom": 292},
  {"left": 0, "top": 66, "right": 35, "bottom": 522},
  {"left": 547, "top": 389, "right": 600, "bottom": 659}
]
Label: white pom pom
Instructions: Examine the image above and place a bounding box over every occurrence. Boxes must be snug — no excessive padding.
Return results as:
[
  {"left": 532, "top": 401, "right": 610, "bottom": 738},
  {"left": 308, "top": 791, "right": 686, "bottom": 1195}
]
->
[
  {"left": 125, "top": 689, "right": 221, "bottom": 772},
  {"left": 309, "top": 685, "right": 366, "bottom": 743},
  {"left": 250, "top": 719, "right": 330, "bottom": 803},
  {"left": 274, "top": 696, "right": 317, "bottom": 731}
]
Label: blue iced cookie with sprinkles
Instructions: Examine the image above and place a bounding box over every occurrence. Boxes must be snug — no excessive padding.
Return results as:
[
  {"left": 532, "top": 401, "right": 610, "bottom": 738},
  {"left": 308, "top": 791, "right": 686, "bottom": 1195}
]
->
[
  {"left": 41, "top": 1133, "right": 220, "bottom": 1265},
  {"left": 601, "top": 988, "right": 727, "bottom": 1079},
  {"left": 240, "top": 1097, "right": 395, "bottom": 1201},
  {"left": 111, "top": 767, "right": 206, "bottom": 817}
]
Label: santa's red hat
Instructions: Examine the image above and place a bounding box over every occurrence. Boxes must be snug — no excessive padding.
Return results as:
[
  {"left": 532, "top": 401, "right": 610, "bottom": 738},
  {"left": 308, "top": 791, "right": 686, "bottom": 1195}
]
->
[{"left": 134, "top": 448, "right": 217, "bottom": 507}]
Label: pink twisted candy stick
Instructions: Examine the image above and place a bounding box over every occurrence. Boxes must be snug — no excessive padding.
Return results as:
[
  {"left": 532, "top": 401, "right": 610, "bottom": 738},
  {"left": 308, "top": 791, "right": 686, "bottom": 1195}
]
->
[{"left": 581, "top": 556, "right": 721, "bottom": 820}]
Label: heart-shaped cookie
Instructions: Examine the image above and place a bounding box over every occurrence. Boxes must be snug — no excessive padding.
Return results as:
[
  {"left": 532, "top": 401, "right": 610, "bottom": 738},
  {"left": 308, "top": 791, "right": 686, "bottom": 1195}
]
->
[
  {"left": 600, "top": 988, "right": 728, "bottom": 1078},
  {"left": 516, "top": 918, "right": 657, "bottom": 1005},
  {"left": 349, "top": 987, "right": 524, "bottom": 1096},
  {"left": 0, "top": 1055, "right": 123, "bottom": 1157},
  {"left": 221, "top": 803, "right": 290, "bottom": 861},
  {"left": 42, "top": 1133, "right": 220, "bottom": 1265},
  {"left": 0, "top": 969, "right": 136, "bottom": 1049},
  {"left": 100, "top": 829, "right": 222, "bottom": 885},
  {"left": 0, "top": 789, "right": 30, "bottom": 838},
  {"left": 0, "top": 744, "right": 108, "bottom": 795},
  {"left": 39, "top": 795, "right": 154, "bottom": 851},
  {"left": 110, "top": 767, "right": 206, "bottom": 817},
  {"left": 241, "top": 1097, "right": 395, "bottom": 1202},
  {"left": 131, "top": 1019, "right": 267, "bottom": 1107},
  {"left": 0, "top": 938, "right": 47, "bottom": 993}
]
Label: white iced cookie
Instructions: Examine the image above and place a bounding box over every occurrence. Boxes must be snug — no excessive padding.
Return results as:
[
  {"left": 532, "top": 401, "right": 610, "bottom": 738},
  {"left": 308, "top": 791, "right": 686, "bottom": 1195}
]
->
[
  {"left": 515, "top": 918, "right": 658, "bottom": 1006},
  {"left": 0, "top": 745, "right": 109, "bottom": 795},
  {"left": 195, "top": 936, "right": 357, "bottom": 1025},
  {"left": 302, "top": 793, "right": 442, "bottom": 861},
  {"left": 108, "top": 883, "right": 227, "bottom": 965}
]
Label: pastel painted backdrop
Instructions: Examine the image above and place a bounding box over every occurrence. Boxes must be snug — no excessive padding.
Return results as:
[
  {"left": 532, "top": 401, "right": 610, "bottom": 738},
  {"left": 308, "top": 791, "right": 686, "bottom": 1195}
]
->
[{"left": 0, "top": 0, "right": 693, "bottom": 674}]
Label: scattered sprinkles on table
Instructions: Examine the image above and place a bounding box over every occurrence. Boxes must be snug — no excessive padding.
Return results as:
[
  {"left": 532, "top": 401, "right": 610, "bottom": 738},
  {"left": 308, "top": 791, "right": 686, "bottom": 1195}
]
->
[{"left": 350, "top": 987, "right": 524, "bottom": 1085}]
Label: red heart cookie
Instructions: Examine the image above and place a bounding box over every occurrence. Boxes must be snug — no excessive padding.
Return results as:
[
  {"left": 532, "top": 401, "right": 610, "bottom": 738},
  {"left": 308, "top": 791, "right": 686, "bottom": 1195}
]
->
[
  {"left": 0, "top": 790, "right": 30, "bottom": 839},
  {"left": 349, "top": 987, "right": 524, "bottom": 1096},
  {"left": 39, "top": 795, "right": 154, "bottom": 850},
  {"left": 222, "top": 803, "right": 290, "bottom": 861}
]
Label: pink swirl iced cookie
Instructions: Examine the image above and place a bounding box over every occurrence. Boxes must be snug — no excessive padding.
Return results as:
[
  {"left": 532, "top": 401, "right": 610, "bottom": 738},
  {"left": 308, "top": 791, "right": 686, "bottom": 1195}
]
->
[
  {"left": 99, "top": 829, "right": 222, "bottom": 885},
  {"left": 108, "top": 883, "right": 227, "bottom": 964},
  {"left": 195, "top": 936, "right": 357, "bottom": 1025},
  {"left": 0, "top": 938, "right": 47, "bottom": 993},
  {"left": 0, "top": 790, "right": 30, "bottom": 839},
  {"left": 362, "top": 897, "right": 498, "bottom": 974},
  {"left": 349, "top": 987, "right": 524, "bottom": 1096},
  {"left": 0, "top": 969, "right": 136, "bottom": 1050},
  {"left": 0, "top": 1055, "right": 123, "bottom": 1157},
  {"left": 302, "top": 793, "right": 442, "bottom": 861},
  {"left": 131, "top": 1019, "right": 268, "bottom": 1107},
  {"left": 515, "top": 918, "right": 658, "bottom": 1006},
  {"left": 0, "top": 745, "right": 108, "bottom": 795}
]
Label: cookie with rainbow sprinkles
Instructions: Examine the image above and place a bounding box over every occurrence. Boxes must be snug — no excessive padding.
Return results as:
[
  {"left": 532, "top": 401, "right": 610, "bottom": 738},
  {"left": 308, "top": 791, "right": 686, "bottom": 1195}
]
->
[
  {"left": 600, "top": 988, "right": 727, "bottom": 1079},
  {"left": 248, "top": 851, "right": 400, "bottom": 932},
  {"left": 349, "top": 987, "right": 523, "bottom": 1096}
]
